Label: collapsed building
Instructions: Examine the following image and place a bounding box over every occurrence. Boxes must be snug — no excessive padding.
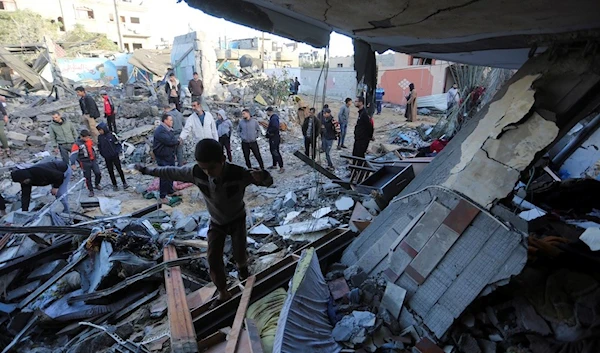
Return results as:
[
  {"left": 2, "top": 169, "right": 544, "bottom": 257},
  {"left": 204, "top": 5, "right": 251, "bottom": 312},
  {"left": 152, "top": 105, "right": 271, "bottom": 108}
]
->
[{"left": 1, "top": 0, "right": 600, "bottom": 352}]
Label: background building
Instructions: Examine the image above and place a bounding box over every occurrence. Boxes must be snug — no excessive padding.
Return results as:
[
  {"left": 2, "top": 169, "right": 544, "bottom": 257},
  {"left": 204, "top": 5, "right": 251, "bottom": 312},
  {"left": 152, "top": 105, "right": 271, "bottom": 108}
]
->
[
  {"left": 1, "top": 0, "right": 152, "bottom": 51},
  {"left": 215, "top": 36, "right": 299, "bottom": 69}
]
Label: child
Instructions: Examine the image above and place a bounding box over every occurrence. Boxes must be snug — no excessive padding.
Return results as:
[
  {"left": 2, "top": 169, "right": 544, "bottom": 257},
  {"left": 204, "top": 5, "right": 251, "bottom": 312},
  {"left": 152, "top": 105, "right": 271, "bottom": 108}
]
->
[
  {"left": 136, "top": 139, "right": 273, "bottom": 305},
  {"left": 97, "top": 123, "right": 128, "bottom": 191},
  {"left": 71, "top": 129, "right": 102, "bottom": 197}
]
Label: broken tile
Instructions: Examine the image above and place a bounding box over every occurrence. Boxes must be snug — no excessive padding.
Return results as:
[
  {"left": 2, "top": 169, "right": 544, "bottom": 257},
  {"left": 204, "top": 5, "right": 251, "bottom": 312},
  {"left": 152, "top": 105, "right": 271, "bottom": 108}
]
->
[
  {"left": 249, "top": 224, "right": 273, "bottom": 235},
  {"left": 335, "top": 196, "right": 354, "bottom": 211},
  {"left": 284, "top": 211, "right": 301, "bottom": 224},
  {"left": 186, "top": 285, "right": 217, "bottom": 311},
  {"left": 403, "top": 202, "right": 450, "bottom": 254},
  {"left": 328, "top": 277, "right": 350, "bottom": 300},
  {"left": 380, "top": 282, "right": 406, "bottom": 319},
  {"left": 275, "top": 218, "right": 331, "bottom": 238},
  {"left": 415, "top": 337, "right": 445, "bottom": 353},
  {"left": 408, "top": 224, "right": 461, "bottom": 283},
  {"left": 442, "top": 199, "right": 480, "bottom": 235}
]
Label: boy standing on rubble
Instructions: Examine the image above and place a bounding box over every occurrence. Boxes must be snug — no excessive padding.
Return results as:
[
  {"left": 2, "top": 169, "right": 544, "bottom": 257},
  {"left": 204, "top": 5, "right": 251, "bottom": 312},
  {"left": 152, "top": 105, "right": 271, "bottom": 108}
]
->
[
  {"left": 71, "top": 130, "right": 103, "bottom": 197},
  {"left": 97, "top": 123, "right": 129, "bottom": 191},
  {"left": 135, "top": 139, "right": 273, "bottom": 305}
]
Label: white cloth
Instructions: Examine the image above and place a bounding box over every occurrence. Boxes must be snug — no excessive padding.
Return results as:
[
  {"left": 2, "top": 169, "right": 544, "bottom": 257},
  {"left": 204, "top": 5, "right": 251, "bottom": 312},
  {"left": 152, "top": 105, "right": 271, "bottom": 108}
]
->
[
  {"left": 180, "top": 111, "right": 218, "bottom": 143},
  {"left": 447, "top": 88, "right": 460, "bottom": 104}
]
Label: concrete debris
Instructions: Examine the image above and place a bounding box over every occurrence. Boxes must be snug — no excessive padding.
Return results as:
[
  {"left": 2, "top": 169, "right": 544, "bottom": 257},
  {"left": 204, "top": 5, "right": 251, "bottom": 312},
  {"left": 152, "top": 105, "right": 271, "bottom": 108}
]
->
[
  {"left": 335, "top": 197, "right": 355, "bottom": 211},
  {"left": 311, "top": 207, "right": 331, "bottom": 219},
  {"left": 284, "top": 211, "right": 302, "bottom": 224},
  {"left": 7, "top": 131, "right": 28, "bottom": 142},
  {"left": 275, "top": 218, "right": 333, "bottom": 238},
  {"left": 176, "top": 216, "right": 198, "bottom": 232},
  {"left": 344, "top": 265, "right": 368, "bottom": 288},
  {"left": 283, "top": 191, "right": 298, "bottom": 208},
  {"left": 580, "top": 227, "right": 600, "bottom": 251},
  {"left": 332, "top": 311, "right": 376, "bottom": 344}
]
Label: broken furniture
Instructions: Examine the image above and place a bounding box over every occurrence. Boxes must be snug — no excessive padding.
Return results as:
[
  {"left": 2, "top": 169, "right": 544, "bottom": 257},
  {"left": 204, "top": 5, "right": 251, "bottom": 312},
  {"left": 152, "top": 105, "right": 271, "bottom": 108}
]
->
[{"left": 354, "top": 165, "right": 415, "bottom": 202}]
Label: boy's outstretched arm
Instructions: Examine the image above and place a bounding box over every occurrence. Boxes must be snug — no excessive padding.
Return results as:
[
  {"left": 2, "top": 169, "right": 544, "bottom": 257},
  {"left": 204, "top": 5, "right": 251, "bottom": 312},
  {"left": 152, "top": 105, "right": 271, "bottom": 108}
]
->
[{"left": 135, "top": 163, "right": 195, "bottom": 183}]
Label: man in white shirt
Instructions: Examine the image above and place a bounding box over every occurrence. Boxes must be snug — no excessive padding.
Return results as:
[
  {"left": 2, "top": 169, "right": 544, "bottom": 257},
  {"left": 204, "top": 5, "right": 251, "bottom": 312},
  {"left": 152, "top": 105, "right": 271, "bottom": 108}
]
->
[
  {"left": 447, "top": 83, "right": 460, "bottom": 111},
  {"left": 180, "top": 99, "right": 218, "bottom": 146}
]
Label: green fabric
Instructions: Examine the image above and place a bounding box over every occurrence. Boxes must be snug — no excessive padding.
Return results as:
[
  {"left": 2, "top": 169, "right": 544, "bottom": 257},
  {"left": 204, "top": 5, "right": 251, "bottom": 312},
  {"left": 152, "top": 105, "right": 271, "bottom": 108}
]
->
[
  {"left": 49, "top": 119, "right": 78, "bottom": 147},
  {"left": 247, "top": 288, "right": 287, "bottom": 353},
  {"left": 0, "top": 121, "right": 8, "bottom": 149}
]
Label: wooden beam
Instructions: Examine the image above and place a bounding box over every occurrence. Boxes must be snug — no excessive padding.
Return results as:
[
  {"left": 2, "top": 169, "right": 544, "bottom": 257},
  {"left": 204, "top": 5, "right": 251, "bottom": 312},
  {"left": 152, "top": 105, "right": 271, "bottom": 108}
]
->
[
  {"left": 164, "top": 245, "right": 199, "bottom": 353},
  {"left": 245, "top": 319, "right": 264, "bottom": 353},
  {"left": 225, "top": 275, "right": 256, "bottom": 353}
]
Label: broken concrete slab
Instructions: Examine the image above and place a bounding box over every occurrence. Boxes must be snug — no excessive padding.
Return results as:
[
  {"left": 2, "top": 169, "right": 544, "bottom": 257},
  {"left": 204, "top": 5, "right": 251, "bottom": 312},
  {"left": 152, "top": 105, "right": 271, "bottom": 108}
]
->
[
  {"left": 332, "top": 311, "right": 376, "bottom": 344},
  {"left": 176, "top": 216, "right": 198, "bottom": 232},
  {"left": 249, "top": 224, "right": 273, "bottom": 235},
  {"left": 311, "top": 207, "right": 331, "bottom": 219},
  {"left": 284, "top": 211, "right": 302, "bottom": 224},
  {"left": 328, "top": 277, "right": 350, "bottom": 300},
  {"left": 344, "top": 265, "right": 368, "bottom": 288},
  {"left": 335, "top": 197, "right": 354, "bottom": 211},
  {"left": 119, "top": 125, "right": 155, "bottom": 141},
  {"left": 27, "top": 135, "right": 47, "bottom": 146},
  {"left": 283, "top": 191, "right": 297, "bottom": 208},
  {"left": 380, "top": 282, "right": 407, "bottom": 319},
  {"left": 256, "top": 242, "right": 278, "bottom": 254},
  {"left": 7, "top": 131, "right": 28, "bottom": 142},
  {"left": 36, "top": 114, "right": 53, "bottom": 123},
  {"left": 275, "top": 218, "right": 332, "bottom": 239}
]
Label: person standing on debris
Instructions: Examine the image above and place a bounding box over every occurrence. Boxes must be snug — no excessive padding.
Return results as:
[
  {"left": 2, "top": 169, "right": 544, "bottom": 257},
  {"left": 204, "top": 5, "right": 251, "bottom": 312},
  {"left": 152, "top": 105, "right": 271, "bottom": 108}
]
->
[
  {"left": 293, "top": 77, "right": 301, "bottom": 95},
  {"left": 447, "top": 83, "right": 460, "bottom": 113},
  {"left": 337, "top": 98, "right": 351, "bottom": 150},
  {"left": 165, "top": 103, "right": 185, "bottom": 166},
  {"left": 97, "top": 123, "right": 129, "bottom": 191},
  {"left": 405, "top": 83, "right": 418, "bottom": 122},
  {"left": 0, "top": 194, "right": 6, "bottom": 217},
  {"left": 180, "top": 99, "right": 218, "bottom": 148},
  {"left": 317, "top": 104, "right": 329, "bottom": 153},
  {"left": 11, "top": 160, "right": 72, "bottom": 212},
  {"left": 153, "top": 114, "right": 180, "bottom": 203},
  {"left": 165, "top": 73, "right": 181, "bottom": 112},
  {"left": 375, "top": 86, "right": 385, "bottom": 115},
  {"left": 100, "top": 90, "right": 117, "bottom": 133},
  {"left": 353, "top": 96, "right": 374, "bottom": 158},
  {"left": 266, "top": 107, "right": 284, "bottom": 173},
  {"left": 50, "top": 112, "right": 78, "bottom": 164},
  {"left": 70, "top": 130, "right": 102, "bottom": 197},
  {"left": 75, "top": 87, "right": 101, "bottom": 143},
  {"left": 238, "top": 109, "right": 265, "bottom": 170},
  {"left": 0, "top": 96, "right": 11, "bottom": 157},
  {"left": 321, "top": 108, "right": 336, "bottom": 170},
  {"left": 135, "top": 138, "right": 273, "bottom": 305},
  {"left": 216, "top": 109, "right": 233, "bottom": 162},
  {"left": 302, "top": 108, "right": 321, "bottom": 160},
  {"left": 188, "top": 72, "right": 204, "bottom": 104}
]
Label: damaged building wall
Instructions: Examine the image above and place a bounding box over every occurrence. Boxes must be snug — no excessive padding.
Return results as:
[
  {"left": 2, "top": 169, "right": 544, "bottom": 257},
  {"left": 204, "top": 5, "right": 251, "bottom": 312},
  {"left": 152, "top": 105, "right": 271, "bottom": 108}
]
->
[{"left": 171, "top": 31, "right": 219, "bottom": 97}]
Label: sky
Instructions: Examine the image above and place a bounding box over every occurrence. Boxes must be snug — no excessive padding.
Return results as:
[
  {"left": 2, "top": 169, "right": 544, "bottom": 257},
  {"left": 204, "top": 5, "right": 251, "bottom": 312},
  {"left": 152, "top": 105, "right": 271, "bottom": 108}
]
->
[{"left": 147, "top": 0, "right": 355, "bottom": 57}]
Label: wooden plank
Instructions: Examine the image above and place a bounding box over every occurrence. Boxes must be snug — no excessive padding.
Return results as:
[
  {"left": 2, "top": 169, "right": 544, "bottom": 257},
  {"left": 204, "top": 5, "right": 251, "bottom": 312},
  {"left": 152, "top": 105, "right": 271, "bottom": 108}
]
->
[
  {"left": 164, "top": 245, "right": 198, "bottom": 353},
  {"left": 245, "top": 319, "right": 264, "bottom": 353},
  {"left": 186, "top": 285, "right": 217, "bottom": 311},
  {"left": 225, "top": 275, "right": 256, "bottom": 353}
]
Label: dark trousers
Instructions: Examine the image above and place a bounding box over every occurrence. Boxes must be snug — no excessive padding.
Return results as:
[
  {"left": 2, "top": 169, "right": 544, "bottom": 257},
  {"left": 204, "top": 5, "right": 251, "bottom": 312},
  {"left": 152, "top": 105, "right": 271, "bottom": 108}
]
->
[
  {"left": 58, "top": 143, "right": 73, "bottom": 164},
  {"left": 241, "top": 141, "right": 264, "bottom": 169},
  {"left": 0, "top": 194, "right": 5, "bottom": 212},
  {"left": 105, "top": 157, "right": 126, "bottom": 186},
  {"left": 219, "top": 135, "right": 232, "bottom": 162},
  {"left": 156, "top": 156, "right": 175, "bottom": 198},
  {"left": 304, "top": 137, "right": 316, "bottom": 159},
  {"left": 106, "top": 113, "right": 117, "bottom": 133},
  {"left": 207, "top": 216, "right": 248, "bottom": 292},
  {"left": 168, "top": 97, "right": 181, "bottom": 112},
  {"left": 352, "top": 140, "right": 370, "bottom": 158},
  {"left": 269, "top": 135, "right": 283, "bottom": 168},
  {"left": 376, "top": 101, "right": 382, "bottom": 114},
  {"left": 82, "top": 160, "right": 101, "bottom": 191}
]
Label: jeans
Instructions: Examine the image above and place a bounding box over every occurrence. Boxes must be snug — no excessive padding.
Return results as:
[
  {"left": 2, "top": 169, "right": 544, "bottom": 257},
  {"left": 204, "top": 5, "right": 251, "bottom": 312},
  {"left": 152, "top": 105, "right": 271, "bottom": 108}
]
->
[
  {"left": 207, "top": 216, "right": 248, "bottom": 292},
  {"left": 241, "top": 141, "right": 264, "bottom": 169},
  {"left": 376, "top": 101, "right": 382, "bottom": 114},
  {"left": 82, "top": 160, "right": 101, "bottom": 192},
  {"left": 323, "top": 138, "right": 334, "bottom": 167},
  {"left": 105, "top": 157, "right": 126, "bottom": 186},
  {"left": 304, "top": 137, "right": 316, "bottom": 160},
  {"left": 156, "top": 156, "right": 175, "bottom": 198},
  {"left": 0, "top": 121, "right": 8, "bottom": 149},
  {"left": 352, "top": 140, "right": 370, "bottom": 158},
  {"left": 269, "top": 135, "right": 283, "bottom": 168},
  {"left": 106, "top": 113, "right": 117, "bottom": 133},
  {"left": 57, "top": 167, "right": 71, "bottom": 212},
  {"left": 175, "top": 143, "right": 184, "bottom": 166},
  {"left": 168, "top": 97, "right": 181, "bottom": 112},
  {"left": 338, "top": 123, "right": 347, "bottom": 147},
  {"left": 219, "top": 135, "right": 232, "bottom": 162}
]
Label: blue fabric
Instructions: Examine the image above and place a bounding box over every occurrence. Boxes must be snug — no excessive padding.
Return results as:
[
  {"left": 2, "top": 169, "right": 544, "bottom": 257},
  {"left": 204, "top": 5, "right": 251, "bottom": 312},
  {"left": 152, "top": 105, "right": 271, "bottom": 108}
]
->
[
  {"left": 375, "top": 88, "right": 385, "bottom": 102},
  {"left": 267, "top": 114, "right": 280, "bottom": 138},
  {"left": 153, "top": 124, "right": 179, "bottom": 159},
  {"left": 56, "top": 167, "right": 71, "bottom": 212},
  {"left": 376, "top": 101, "right": 382, "bottom": 114},
  {"left": 323, "top": 139, "right": 334, "bottom": 167},
  {"left": 198, "top": 112, "right": 205, "bottom": 125},
  {"left": 338, "top": 122, "right": 347, "bottom": 147}
]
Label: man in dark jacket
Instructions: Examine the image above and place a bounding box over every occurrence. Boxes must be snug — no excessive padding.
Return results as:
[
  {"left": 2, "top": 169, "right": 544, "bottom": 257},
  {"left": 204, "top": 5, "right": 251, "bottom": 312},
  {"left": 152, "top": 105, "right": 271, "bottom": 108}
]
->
[
  {"left": 188, "top": 72, "right": 204, "bottom": 103},
  {"left": 321, "top": 108, "right": 336, "bottom": 170},
  {"left": 11, "top": 160, "right": 71, "bottom": 212},
  {"left": 353, "top": 96, "right": 374, "bottom": 158},
  {"left": 71, "top": 130, "right": 102, "bottom": 197},
  {"left": 76, "top": 86, "right": 100, "bottom": 143},
  {"left": 97, "top": 123, "right": 128, "bottom": 191},
  {"left": 153, "top": 114, "right": 180, "bottom": 203},
  {"left": 266, "top": 107, "right": 284, "bottom": 173},
  {"left": 135, "top": 139, "right": 273, "bottom": 305},
  {"left": 301, "top": 108, "right": 321, "bottom": 160}
]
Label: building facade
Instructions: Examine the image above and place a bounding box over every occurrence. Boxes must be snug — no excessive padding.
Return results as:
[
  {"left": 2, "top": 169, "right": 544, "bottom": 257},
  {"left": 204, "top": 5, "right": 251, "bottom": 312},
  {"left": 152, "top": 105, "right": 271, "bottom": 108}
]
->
[
  {"left": 1, "top": 0, "right": 152, "bottom": 51},
  {"left": 216, "top": 36, "right": 299, "bottom": 69}
]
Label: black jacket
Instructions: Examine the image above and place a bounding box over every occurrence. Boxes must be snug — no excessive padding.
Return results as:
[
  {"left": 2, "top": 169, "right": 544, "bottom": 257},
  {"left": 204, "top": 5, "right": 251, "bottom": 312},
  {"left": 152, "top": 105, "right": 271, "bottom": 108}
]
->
[
  {"left": 11, "top": 160, "right": 68, "bottom": 212},
  {"left": 79, "top": 94, "right": 100, "bottom": 118},
  {"left": 302, "top": 115, "right": 321, "bottom": 141},
  {"left": 322, "top": 118, "right": 336, "bottom": 141},
  {"left": 354, "top": 108, "right": 374, "bottom": 141},
  {"left": 267, "top": 114, "right": 280, "bottom": 139},
  {"left": 97, "top": 123, "right": 122, "bottom": 159},
  {"left": 153, "top": 124, "right": 179, "bottom": 159}
]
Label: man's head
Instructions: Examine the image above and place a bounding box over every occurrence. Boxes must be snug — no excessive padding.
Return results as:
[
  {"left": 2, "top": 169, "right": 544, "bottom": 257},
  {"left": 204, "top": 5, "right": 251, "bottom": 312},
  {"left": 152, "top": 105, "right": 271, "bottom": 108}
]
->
[
  {"left": 52, "top": 112, "right": 62, "bottom": 123},
  {"left": 309, "top": 107, "right": 316, "bottom": 116},
  {"left": 295, "top": 77, "right": 298, "bottom": 81},
  {"left": 345, "top": 97, "right": 352, "bottom": 107},
  {"left": 322, "top": 104, "right": 329, "bottom": 110},
  {"left": 266, "top": 107, "right": 274, "bottom": 117},
  {"left": 323, "top": 108, "right": 332, "bottom": 119},
  {"left": 409, "top": 83, "right": 415, "bottom": 91},
  {"left": 191, "top": 99, "right": 203, "bottom": 114},
  {"left": 80, "top": 129, "right": 91, "bottom": 142},
  {"left": 97, "top": 124, "right": 106, "bottom": 135},
  {"left": 452, "top": 83, "right": 458, "bottom": 89},
  {"left": 193, "top": 72, "right": 199, "bottom": 80},
  {"left": 195, "top": 139, "right": 226, "bottom": 178},
  {"left": 161, "top": 113, "right": 173, "bottom": 128},
  {"left": 169, "top": 73, "right": 176, "bottom": 82},
  {"left": 100, "top": 90, "right": 107, "bottom": 96},
  {"left": 355, "top": 96, "right": 365, "bottom": 109},
  {"left": 75, "top": 86, "right": 86, "bottom": 97},
  {"left": 242, "top": 109, "right": 251, "bottom": 120}
]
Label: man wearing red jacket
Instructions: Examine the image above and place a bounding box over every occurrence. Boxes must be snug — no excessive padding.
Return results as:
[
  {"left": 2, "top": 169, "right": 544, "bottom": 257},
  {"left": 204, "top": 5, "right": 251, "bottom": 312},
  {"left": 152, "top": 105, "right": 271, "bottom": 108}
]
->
[
  {"left": 70, "top": 130, "right": 103, "bottom": 197},
  {"left": 100, "top": 90, "right": 117, "bottom": 133}
]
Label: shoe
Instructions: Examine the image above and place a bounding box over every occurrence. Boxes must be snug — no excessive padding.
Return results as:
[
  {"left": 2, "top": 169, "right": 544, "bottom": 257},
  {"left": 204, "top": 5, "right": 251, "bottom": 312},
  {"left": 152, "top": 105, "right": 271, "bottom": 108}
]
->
[
  {"left": 113, "top": 185, "right": 119, "bottom": 191},
  {"left": 123, "top": 184, "right": 130, "bottom": 189},
  {"left": 267, "top": 166, "right": 277, "bottom": 170},
  {"left": 342, "top": 145, "right": 348, "bottom": 149},
  {"left": 159, "top": 198, "right": 169, "bottom": 204},
  {"left": 239, "top": 267, "right": 250, "bottom": 281},
  {"left": 337, "top": 146, "right": 341, "bottom": 150},
  {"left": 278, "top": 168, "right": 285, "bottom": 174},
  {"left": 95, "top": 184, "right": 103, "bottom": 191},
  {"left": 327, "top": 166, "right": 335, "bottom": 171},
  {"left": 88, "top": 191, "right": 95, "bottom": 197}
]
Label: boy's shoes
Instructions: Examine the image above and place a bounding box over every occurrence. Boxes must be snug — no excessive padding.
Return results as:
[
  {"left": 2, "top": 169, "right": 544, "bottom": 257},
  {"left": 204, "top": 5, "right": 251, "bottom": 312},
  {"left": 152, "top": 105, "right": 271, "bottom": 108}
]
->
[
  {"left": 123, "top": 183, "right": 130, "bottom": 189},
  {"left": 159, "top": 198, "right": 169, "bottom": 204},
  {"left": 88, "top": 191, "right": 95, "bottom": 197},
  {"left": 239, "top": 267, "right": 250, "bottom": 281},
  {"left": 95, "top": 184, "right": 103, "bottom": 191},
  {"left": 113, "top": 185, "right": 119, "bottom": 191},
  {"left": 267, "top": 166, "right": 277, "bottom": 170},
  {"left": 278, "top": 168, "right": 285, "bottom": 174}
]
